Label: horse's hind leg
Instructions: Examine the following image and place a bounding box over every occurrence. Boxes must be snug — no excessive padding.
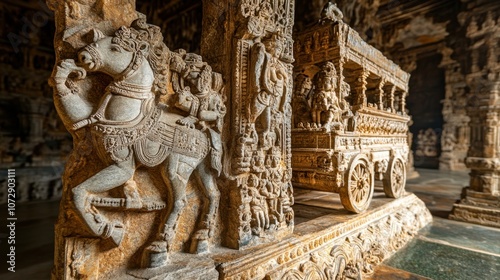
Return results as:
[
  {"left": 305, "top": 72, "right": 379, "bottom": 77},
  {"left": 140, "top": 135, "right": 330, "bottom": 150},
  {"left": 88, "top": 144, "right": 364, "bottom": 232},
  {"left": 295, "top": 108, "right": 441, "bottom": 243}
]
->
[
  {"left": 190, "top": 158, "right": 220, "bottom": 254},
  {"left": 72, "top": 159, "right": 135, "bottom": 246},
  {"left": 143, "top": 154, "right": 195, "bottom": 267}
]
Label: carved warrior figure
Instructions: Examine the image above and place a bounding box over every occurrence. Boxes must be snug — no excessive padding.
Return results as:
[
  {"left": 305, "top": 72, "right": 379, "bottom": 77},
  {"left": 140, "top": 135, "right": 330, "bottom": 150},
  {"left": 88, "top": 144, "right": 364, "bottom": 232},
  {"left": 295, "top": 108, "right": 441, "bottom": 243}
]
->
[
  {"left": 50, "top": 18, "right": 225, "bottom": 267},
  {"left": 249, "top": 33, "right": 289, "bottom": 149}
]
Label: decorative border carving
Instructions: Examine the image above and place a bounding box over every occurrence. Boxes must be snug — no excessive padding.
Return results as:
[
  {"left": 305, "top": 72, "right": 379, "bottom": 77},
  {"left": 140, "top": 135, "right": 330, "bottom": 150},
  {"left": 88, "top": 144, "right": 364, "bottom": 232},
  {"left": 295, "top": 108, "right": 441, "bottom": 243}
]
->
[{"left": 219, "top": 194, "right": 432, "bottom": 280}]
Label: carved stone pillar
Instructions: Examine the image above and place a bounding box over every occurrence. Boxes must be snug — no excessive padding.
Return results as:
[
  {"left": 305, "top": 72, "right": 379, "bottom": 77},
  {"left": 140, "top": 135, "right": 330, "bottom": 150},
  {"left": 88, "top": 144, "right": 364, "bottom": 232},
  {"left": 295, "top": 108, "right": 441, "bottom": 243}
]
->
[
  {"left": 438, "top": 47, "right": 469, "bottom": 170},
  {"left": 377, "top": 78, "right": 385, "bottom": 110},
  {"left": 202, "top": 0, "right": 295, "bottom": 249},
  {"left": 387, "top": 84, "right": 395, "bottom": 112},
  {"left": 450, "top": 0, "right": 500, "bottom": 227},
  {"left": 49, "top": 0, "right": 296, "bottom": 277},
  {"left": 48, "top": 0, "right": 228, "bottom": 278},
  {"left": 19, "top": 97, "right": 52, "bottom": 143},
  {"left": 354, "top": 68, "right": 369, "bottom": 107}
]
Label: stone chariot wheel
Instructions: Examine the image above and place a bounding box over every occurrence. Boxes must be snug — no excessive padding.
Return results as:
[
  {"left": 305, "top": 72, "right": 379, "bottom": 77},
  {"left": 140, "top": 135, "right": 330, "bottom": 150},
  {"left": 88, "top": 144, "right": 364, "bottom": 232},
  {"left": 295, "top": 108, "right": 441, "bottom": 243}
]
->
[
  {"left": 383, "top": 157, "right": 406, "bottom": 198},
  {"left": 340, "top": 154, "right": 374, "bottom": 213}
]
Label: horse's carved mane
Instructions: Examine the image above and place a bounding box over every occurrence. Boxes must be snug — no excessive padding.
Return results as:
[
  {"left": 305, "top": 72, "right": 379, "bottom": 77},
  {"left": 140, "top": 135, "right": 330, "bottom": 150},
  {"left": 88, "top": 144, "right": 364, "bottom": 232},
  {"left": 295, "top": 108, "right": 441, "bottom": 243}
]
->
[{"left": 113, "top": 17, "right": 170, "bottom": 96}]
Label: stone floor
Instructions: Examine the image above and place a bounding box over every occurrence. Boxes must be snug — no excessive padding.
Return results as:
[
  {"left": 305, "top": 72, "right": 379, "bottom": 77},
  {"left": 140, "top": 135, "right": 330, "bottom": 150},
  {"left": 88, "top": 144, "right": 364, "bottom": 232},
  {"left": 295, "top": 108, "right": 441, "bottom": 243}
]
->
[
  {"left": 369, "top": 168, "right": 500, "bottom": 280},
  {"left": 0, "top": 168, "right": 498, "bottom": 279}
]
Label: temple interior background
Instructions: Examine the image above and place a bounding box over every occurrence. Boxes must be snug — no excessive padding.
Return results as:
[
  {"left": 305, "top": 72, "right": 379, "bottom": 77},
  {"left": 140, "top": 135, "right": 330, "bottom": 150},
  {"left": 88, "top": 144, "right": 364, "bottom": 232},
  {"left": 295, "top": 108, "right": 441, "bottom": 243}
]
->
[{"left": 0, "top": 0, "right": 498, "bottom": 279}]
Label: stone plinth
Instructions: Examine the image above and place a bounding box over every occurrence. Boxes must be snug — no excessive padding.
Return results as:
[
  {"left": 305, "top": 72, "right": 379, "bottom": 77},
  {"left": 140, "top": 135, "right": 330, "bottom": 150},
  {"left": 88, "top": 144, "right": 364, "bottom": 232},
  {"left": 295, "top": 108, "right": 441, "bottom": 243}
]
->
[
  {"left": 118, "top": 192, "right": 431, "bottom": 279},
  {"left": 450, "top": 188, "right": 500, "bottom": 228},
  {"left": 217, "top": 192, "right": 431, "bottom": 279}
]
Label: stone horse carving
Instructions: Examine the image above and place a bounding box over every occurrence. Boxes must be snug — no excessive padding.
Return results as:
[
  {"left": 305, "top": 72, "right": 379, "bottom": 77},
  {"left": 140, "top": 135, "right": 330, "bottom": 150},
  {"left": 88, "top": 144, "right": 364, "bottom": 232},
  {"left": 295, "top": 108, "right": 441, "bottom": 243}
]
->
[{"left": 50, "top": 18, "right": 225, "bottom": 267}]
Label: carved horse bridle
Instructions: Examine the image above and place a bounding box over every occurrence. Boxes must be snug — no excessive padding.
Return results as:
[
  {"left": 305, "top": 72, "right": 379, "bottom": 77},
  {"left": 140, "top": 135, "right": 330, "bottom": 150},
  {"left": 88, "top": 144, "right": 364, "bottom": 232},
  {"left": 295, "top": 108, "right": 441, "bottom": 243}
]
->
[{"left": 72, "top": 38, "right": 152, "bottom": 131}]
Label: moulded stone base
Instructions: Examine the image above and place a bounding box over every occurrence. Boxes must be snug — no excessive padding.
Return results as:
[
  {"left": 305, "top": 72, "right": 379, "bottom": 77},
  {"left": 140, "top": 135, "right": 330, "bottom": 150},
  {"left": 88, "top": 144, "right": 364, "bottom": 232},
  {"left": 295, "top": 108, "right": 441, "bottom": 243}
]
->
[
  {"left": 59, "top": 193, "right": 431, "bottom": 279},
  {"left": 216, "top": 193, "right": 432, "bottom": 280},
  {"left": 127, "top": 253, "right": 218, "bottom": 280},
  {"left": 450, "top": 188, "right": 500, "bottom": 228}
]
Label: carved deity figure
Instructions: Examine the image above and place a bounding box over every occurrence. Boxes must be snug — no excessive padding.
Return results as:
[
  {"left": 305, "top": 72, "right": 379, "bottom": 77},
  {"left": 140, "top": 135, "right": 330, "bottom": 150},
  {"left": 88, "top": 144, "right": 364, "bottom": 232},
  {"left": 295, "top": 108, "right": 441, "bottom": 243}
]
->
[
  {"left": 304, "top": 36, "right": 312, "bottom": 54},
  {"left": 441, "top": 129, "right": 457, "bottom": 151},
  {"left": 50, "top": 18, "right": 225, "bottom": 268},
  {"left": 292, "top": 74, "right": 312, "bottom": 127},
  {"left": 311, "top": 62, "right": 341, "bottom": 128},
  {"left": 233, "top": 124, "right": 259, "bottom": 173},
  {"left": 279, "top": 170, "right": 294, "bottom": 223},
  {"left": 249, "top": 33, "right": 289, "bottom": 149},
  {"left": 170, "top": 52, "right": 227, "bottom": 174},
  {"left": 251, "top": 150, "right": 267, "bottom": 174},
  {"left": 247, "top": 173, "right": 270, "bottom": 235},
  {"left": 264, "top": 149, "right": 282, "bottom": 227}
]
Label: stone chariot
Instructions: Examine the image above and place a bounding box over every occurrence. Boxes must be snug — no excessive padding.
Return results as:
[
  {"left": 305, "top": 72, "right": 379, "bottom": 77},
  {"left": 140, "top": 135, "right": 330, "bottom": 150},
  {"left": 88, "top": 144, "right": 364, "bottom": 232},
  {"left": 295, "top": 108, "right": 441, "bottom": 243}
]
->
[{"left": 291, "top": 15, "right": 411, "bottom": 213}]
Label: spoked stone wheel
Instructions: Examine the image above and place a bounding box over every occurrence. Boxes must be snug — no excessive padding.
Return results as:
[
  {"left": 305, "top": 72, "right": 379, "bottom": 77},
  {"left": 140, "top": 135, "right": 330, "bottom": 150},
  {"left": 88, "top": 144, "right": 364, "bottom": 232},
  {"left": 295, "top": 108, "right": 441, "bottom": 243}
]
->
[
  {"left": 383, "top": 157, "right": 406, "bottom": 198},
  {"left": 340, "top": 155, "right": 374, "bottom": 213}
]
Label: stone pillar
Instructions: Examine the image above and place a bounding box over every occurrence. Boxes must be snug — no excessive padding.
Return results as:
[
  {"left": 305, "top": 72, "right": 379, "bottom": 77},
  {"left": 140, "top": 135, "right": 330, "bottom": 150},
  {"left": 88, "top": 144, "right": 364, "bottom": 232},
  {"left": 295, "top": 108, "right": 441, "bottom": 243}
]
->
[
  {"left": 49, "top": 0, "right": 296, "bottom": 278},
  {"left": 202, "top": 0, "right": 295, "bottom": 249},
  {"left": 46, "top": 2, "right": 144, "bottom": 278},
  {"left": 450, "top": 0, "right": 500, "bottom": 227},
  {"left": 438, "top": 47, "right": 469, "bottom": 171}
]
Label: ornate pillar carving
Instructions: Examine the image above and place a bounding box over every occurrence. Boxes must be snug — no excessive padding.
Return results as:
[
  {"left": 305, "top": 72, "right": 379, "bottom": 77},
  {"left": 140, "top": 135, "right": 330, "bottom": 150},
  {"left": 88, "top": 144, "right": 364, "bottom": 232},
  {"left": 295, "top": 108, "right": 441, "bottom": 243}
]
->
[
  {"left": 202, "top": 0, "right": 295, "bottom": 249},
  {"left": 438, "top": 46, "right": 469, "bottom": 170},
  {"left": 376, "top": 78, "right": 385, "bottom": 110},
  {"left": 387, "top": 83, "right": 395, "bottom": 112},
  {"left": 354, "top": 68, "right": 369, "bottom": 107},
  {"left": 450, "top": 0, "right": 500, "bottom": 227}
]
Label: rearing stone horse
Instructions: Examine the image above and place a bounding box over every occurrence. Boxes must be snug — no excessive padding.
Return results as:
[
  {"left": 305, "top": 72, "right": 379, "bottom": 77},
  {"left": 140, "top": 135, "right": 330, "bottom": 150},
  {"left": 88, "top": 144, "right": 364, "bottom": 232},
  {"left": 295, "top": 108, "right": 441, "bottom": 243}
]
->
[{"left": 50, "top": 18, "right": 225, "bottom": 267}]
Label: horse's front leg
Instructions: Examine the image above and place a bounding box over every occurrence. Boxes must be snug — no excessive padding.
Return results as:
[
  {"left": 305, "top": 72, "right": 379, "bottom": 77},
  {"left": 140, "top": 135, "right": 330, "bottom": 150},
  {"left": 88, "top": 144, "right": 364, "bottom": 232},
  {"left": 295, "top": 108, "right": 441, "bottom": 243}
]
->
[
  {"left": 72, "top": 158, "right": 135, "bottom": 246},
  {"left": 50, "top": 59, "right": 94, "bottom": 129},
  {"left": 190, "top": 157, "right": 220, "bottom": 254}
]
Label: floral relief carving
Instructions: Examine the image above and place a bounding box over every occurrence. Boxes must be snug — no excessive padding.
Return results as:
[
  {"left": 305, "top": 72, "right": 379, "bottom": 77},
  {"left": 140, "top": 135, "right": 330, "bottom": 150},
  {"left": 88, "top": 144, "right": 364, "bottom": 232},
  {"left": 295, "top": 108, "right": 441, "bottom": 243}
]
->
[{"left": 219, "top": 195, "right": 432, "bottom": 280}]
